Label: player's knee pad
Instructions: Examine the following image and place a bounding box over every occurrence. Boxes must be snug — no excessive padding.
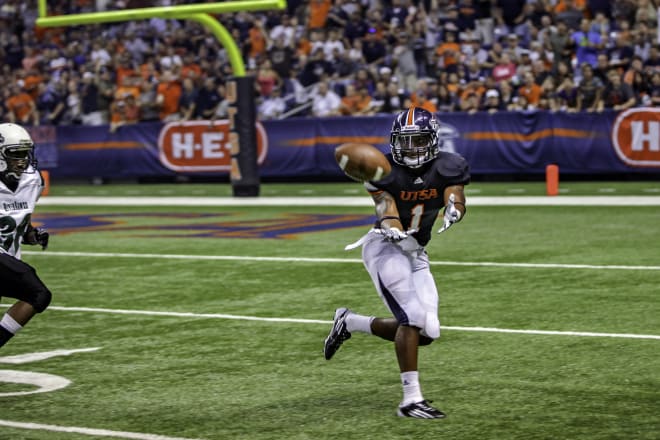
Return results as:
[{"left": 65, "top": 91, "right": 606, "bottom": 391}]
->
[{"left": 29, "top": 287, "right": 52, "bottom": 313}]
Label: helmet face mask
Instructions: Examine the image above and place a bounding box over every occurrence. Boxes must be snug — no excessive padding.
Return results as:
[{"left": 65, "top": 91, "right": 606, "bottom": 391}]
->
[
  {"left": 0, "top": 123, "right": 37, "bottom": 182},
  {"left": 390, "top": 107, "right": 440, "bottom": 168}
]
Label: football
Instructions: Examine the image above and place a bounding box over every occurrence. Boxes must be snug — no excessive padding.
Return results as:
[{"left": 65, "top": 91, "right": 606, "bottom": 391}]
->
[{"left": 334, "top": 143, "right": 391, "bottom": 182}]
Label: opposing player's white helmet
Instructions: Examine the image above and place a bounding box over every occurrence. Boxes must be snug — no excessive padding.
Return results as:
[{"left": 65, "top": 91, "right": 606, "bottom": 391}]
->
[{"left": 0, "top": 123, "right": 37, "bottom": 180}]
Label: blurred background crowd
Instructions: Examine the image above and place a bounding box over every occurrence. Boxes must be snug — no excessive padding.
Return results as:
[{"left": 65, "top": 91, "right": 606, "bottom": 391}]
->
[{"left": 1, "top": 0, "right": 659, "bottom": 130}]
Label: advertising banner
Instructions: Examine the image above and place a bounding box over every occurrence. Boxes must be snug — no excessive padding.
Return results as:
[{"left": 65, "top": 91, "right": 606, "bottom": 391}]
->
[{"left": 36, "top": 110, "right": 660, "bottom": 180}]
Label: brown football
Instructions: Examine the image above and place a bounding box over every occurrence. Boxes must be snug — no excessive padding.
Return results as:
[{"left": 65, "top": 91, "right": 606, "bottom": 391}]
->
[{"left": 334, "top": 143, "right": 392, "bottom": 182}]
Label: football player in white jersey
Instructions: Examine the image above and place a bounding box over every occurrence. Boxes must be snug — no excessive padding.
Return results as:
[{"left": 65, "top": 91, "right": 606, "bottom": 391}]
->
[
  {"left": 0, "top": 123, "right": 51, "bottom": 349},
  {"left": 324, "top": 107, "right": 470, "bottom": 419}
]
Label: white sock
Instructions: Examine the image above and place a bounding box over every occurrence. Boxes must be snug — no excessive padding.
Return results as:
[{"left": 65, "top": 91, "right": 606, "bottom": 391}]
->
[
  {"left": 1, "top": 313, "right": 23, "bottom": 334},
  {"left": 401, "top": 371, "right": 424, "bottom": 406},
  {"left": 345, "top": 313, "right": 373, "bottom": 334}
]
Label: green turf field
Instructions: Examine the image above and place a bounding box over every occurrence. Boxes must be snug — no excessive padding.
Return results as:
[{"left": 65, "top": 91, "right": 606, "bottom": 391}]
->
[{"left": 1, "top": 184, "right": 659, "bottom": 440}]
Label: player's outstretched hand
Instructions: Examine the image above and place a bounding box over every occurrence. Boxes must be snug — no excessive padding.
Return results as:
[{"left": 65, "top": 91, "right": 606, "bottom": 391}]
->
[
  {"left": 35, "top": 228, "right": 49, "bottom": 250},
  {"left": 25, "top": 227, "right": 49, "bottom": 250},
  {"left": 438, "top": 194, "right": 462, "bottom": 234}
]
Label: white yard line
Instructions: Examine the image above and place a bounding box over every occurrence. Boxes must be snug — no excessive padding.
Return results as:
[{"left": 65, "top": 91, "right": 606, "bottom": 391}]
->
[
  {"left": 36, "top": 196, "right": 660, "bottom": 206},
  {"left": 21, "top": 250, "right": 660, "bottom": 271},
  {"left": 0, "top": 304, "right": 657, "bottom": 341},
  {"left": 0, "top": 420, "right": 202, "bottom": 440}
]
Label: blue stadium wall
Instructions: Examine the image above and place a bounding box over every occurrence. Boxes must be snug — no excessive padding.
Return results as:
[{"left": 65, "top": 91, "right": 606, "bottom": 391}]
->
[{"left": 32, "top": 109, "right": 660, "bottom": 180}]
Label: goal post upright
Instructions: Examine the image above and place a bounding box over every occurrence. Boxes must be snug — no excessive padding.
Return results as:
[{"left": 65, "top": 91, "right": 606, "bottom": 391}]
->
[{"left": 35, "top": 0, "right": 287, "bottom": 197}]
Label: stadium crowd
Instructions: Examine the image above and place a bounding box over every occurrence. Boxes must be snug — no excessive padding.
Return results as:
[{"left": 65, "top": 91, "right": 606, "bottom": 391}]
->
[{"left": 1, "top": 0, "right": 659, "bottom": 129}]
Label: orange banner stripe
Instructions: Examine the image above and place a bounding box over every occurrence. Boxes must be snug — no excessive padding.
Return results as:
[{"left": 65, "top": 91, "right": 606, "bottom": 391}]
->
[
  {"left": 64, "top": 142, "right": 144, "bottom": 150},
  {"left": 465, "top": 129, "right": 598, "bottom": 141},
  {"left": 287, "top": 136, "right": 388, "bottom": 147}
]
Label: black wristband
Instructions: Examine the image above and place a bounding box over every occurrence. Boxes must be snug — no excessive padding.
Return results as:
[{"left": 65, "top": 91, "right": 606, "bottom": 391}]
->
[{"left": 377, "top": 216, "right": 401, "bottom": 228}]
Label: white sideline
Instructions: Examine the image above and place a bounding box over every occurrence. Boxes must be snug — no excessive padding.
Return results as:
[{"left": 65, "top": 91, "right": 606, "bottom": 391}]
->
[
  {"left": 21, "top": 250, "right": 660, "bottom": 271},
  {"left": 36, "top": 195, "right": 660, "bottom": 206},
  {"left": 0, "top": 420, "right": 202, "bottom": 440},
  {"left": 1, "top": 304, "right": 657, "bottom": 340}
]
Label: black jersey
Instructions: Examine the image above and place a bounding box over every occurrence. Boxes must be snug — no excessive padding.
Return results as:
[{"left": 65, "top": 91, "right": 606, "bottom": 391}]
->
[{"left": 367, "top": 152, "right": 470, "bottom": 246}]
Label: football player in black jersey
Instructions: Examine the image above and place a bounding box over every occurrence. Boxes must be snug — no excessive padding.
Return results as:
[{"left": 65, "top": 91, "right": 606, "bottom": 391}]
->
[{"left": 324, "top": 107, "right": 470, "bottom": 419}]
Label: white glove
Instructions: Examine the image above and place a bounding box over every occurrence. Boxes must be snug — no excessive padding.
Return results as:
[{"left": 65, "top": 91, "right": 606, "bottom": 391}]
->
[
  {"left": 438, "top": 194, "right": 462, "bottom": 234},
  {"left": 380, "top": 227, "right": 408, "bottom": 241}
]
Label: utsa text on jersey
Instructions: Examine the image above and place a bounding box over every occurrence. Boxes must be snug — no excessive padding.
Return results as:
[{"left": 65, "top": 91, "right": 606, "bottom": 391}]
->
[{"left": 399, "top": 188, "right": 440, "bottom": 201}]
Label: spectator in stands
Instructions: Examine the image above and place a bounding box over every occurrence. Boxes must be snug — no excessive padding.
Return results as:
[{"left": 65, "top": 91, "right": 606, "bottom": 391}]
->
[
  {"left": 538, "top": 76, "right": 561, "bottom": 111},
  {"left": 7, "top": 82, "right": 39, "bottom": 126},
  {"left": 109, "top": 93, "right": 140, "bottom": 133},
  {"left": 156, "top": 70, "right": 182, "bottom": 122},
  {"left": 180, "top": 53, "right": 202, "bottom": 83},
  {"left": 37, "top": 79, "right": 69, "bottom": 126},
  {"left": 549, "top": 20, "right": 573, "bottom": 73},
  {"left": 247, "top": 17, "right": 269, "bottom": 67},
  {"left": 212, "top": 83, "right": 230, "bottom": 120},
  {"left": 392, "top": 32, "right": 417, "bottom": 90},
  {"left": 339, "top": 84, "right": 370, "bottom": 116},
  {"left": 194, "top": 77, "right": 222, "bottom": 120},
  {"left": 299, "top": 47, "right": 334, "bottom": 87},
  {"left": 307, "top": 0, "right": 332, "bottom": 30},
  {"left": 270, "top": 14, "right": 297, "bottom": 47},
  {"left": 361, "top": 28, "right": 387, "bottom": 65},
  {"left": 498, "top": 79, "right": 517, "bottom": 109},
  {"left": 624, "top": 56, "right": 648, "bottom": 101},
  {"left": 607, "top": 32, "right": 635, "bottom": 72},
  {"left": 435, "top": 30, "right": 461, "bottom": 74},
  {"left": 80, "top": 71, "right": 102, "bottom": 125},
  {"left": 137, "top": 81, "right": 159, "bottom": 122},
  {"left": 644, "top": 45, "right": 660, "bottom": 73},
  {"left": 268, "top": 35, "right": 296, "bottom": 79},
  {"left": 311, "top": 80, "right": 341, "bottom": 117},
  {"left": 575, "top": 62, "right": 604, "bottom": 111},
  {"left": 600, "top": 68, "right": 637, "bottom": 111},
  {"left": 518, "top": 71, "right": 543, "bottom": 107},
  {"left": 178, "top": 77, "right": 198, "bottom": 122},
  {"left": 555, "top": 0, "right": 585, "bottom": 31},
  {"left": 259, "top": 86, "right": 287, "bottom": 120},
  {"left": 96, "top": 68, "right": 115, "bottom": 124},
  {"left": 572, "top": 18, "right": 603, "bottom": 68},
  {"left": 322, "top": 28, "right": 345, "bottom": 62},
  {"left": 481, "top": 88, "right": 502, "bottom": 113},
  {"left": 256, "top": 59, "right": 281, "bottom": 99},
  {"left": 492, "top": 52, "right": 518, "bottom": 84},
  {"left": 436, "top": 83, "right": 458, "bottom": 113},
  {"left": 63, "top": 78, "right": 82, "bottom": 125},
  {"left": 648, "top": 71, "right": 660, "bottom": 106},
  {"left": 593, "top": 53, "right": 611, "bottom": 83}
]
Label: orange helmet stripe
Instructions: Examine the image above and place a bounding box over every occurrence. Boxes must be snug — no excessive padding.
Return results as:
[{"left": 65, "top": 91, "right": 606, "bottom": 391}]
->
[{"left": 406, "top": 106, "right": 415, "bottom": 126}]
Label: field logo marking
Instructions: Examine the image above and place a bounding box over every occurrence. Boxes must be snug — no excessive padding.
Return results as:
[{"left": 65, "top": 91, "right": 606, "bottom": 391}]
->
[
  {"left": 33, "top": 212, "right": 375, "bottom": 239},
  {"left": 0, "top": 420, "right": 204, "bottom": 440},
  {"left": 0, "top": 370, "right": 70, "bottom": 397},
  {"left": 0, "top": 347, "right": 100, "bottom": 397}
]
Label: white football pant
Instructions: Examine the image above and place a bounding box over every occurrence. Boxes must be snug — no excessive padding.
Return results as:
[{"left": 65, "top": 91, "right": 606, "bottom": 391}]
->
[{"left": 361, "top": 233, "right": 441, "bottom": 339}]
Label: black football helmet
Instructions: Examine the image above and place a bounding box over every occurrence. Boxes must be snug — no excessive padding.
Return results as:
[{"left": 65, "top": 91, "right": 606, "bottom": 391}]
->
[
  {"left": 0, "top": 123, "right": 37, "bottom": 182},
  {"left": 390, "top": 107, "right": 440, "bottom": 168}
]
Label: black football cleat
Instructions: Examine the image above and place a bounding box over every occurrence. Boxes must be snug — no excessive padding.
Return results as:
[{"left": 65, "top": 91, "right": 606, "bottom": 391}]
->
[
  {"left": 323, "top": 307, "right": 352, "bottom": 360},
  {"left": 397, "top": 400, "right": 446, "bottom": 419}
]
